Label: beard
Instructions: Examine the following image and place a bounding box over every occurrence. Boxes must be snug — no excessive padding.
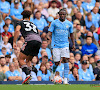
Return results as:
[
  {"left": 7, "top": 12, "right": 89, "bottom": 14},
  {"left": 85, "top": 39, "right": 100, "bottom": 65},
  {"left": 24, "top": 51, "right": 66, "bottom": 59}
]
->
[{"left": 1, "top": 64, "right": 5, "bottom": 67}]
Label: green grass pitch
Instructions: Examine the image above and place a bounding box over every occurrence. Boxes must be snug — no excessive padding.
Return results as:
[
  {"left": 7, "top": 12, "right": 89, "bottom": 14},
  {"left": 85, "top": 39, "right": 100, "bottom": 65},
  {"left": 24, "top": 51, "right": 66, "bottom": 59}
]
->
[{"left": 0, "top": 84, "right": 100, "bottom": 90}]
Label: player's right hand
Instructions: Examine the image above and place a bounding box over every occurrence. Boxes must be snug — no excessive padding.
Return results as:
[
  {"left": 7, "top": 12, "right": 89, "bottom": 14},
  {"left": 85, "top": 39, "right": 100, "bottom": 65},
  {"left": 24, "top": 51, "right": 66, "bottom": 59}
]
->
[{"left": 13, "top": 42, "right": 17, "bottom": 50}]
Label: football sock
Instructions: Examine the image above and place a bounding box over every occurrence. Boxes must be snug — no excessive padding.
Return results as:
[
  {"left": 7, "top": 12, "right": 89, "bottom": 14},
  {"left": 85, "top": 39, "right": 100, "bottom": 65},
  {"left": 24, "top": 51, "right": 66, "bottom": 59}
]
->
[{"left": 64, "top": 63, "right": 69, "bottom": 78}]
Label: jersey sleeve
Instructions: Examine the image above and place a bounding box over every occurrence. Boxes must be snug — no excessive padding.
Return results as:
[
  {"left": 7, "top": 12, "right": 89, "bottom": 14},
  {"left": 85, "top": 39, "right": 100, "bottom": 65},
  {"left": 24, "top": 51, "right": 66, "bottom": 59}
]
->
[{"left": 48, "top": 21, "right": 55, "bottom": 32}]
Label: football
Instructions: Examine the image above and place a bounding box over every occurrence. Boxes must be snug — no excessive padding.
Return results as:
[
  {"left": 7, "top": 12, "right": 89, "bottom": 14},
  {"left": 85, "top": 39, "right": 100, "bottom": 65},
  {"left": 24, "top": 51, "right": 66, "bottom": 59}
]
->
[{"left": 54, "top": 76, "right": 62, "bottom": 84}]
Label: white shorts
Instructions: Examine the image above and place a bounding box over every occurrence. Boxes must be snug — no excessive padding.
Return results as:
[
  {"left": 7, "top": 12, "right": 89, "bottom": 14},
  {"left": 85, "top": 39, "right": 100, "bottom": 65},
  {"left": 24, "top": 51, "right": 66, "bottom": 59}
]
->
[{"left": 52, "top": 47, "right": 70, "bottom": 62}]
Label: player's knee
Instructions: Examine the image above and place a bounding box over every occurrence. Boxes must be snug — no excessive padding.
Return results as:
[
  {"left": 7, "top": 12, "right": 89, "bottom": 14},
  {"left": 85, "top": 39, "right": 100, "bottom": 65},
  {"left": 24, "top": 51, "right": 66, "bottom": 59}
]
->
[
  {"left": 55, "top": 61, "right": 60, "bottom": 66},
  {"left": 63, "top": 57, "right": 69, "bottom": 63}
]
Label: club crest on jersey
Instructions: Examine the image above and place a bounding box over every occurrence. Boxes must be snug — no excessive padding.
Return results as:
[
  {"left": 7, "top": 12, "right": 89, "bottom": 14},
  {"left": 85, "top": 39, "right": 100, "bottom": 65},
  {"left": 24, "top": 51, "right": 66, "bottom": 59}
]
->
[{"left": 66, "top": 25, "right": 69, "bottom": 28}]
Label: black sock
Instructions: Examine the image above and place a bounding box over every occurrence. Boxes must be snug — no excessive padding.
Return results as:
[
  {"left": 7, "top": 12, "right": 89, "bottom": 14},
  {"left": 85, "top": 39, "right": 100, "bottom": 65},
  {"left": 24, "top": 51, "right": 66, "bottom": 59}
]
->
[{"left": 22, "top": 67, "right": 30, "bottom": 75}]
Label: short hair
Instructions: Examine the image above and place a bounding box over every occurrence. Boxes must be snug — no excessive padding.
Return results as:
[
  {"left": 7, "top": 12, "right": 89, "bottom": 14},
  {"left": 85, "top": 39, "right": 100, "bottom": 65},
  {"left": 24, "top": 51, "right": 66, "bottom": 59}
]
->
[
  {"left": 43, "top": 55, "right": 48, "bottom": 59},
  {"left": 0, "top": 56, "right": 5, "bottom": 60},
  {"left": 55, "top": 71, "right": 60, "bottom": 76},
  {"left": 58, "top": 8, "right": 66, "bottom": 14},
  {"left": 3, "top": 24, "right": 8, "bottom": 28},
  {"left": 21, "top": 10, "right": 32, "bottom": 19},
  {"left": 35, "top": 10, "right": 41, "bottom": 14},
  {"left": 51, "top": 0, "right": 57, "bottom": 4},
  {"left": 76, "top": 0, "right": 81, "bottom": 4},
  {"left": 1, "top": 47, "right": 6, "bottom": 50},
  {"left": 9, "top": 62, "right": 14, "bottom": 67},
  {"left": 86, "top": 36, "right": 92, "bottom": 39},
  {"left": 5, "top": 55, "right": 11, "bottom": 58}
]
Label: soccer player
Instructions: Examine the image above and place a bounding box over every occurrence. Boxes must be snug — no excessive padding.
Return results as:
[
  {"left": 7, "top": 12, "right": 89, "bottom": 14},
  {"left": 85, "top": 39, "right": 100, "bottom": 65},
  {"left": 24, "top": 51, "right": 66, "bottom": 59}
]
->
[
  {"left": 13, "top": 9, "right": 42, "bottom": 84},
  {"left": 47, "top": 9, "right": 75, "bottom": 84}
]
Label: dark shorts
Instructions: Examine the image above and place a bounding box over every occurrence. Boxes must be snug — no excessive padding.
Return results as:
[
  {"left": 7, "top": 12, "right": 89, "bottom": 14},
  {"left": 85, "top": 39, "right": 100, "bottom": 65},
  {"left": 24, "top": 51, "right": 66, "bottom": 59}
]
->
[{"left": 21, "top": 40, "right": 41, "bottom": 56}]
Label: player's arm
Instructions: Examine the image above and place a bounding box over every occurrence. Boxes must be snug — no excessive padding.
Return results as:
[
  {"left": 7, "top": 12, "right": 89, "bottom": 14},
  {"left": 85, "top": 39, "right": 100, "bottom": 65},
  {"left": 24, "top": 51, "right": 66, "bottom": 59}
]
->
[
  {"left": 70, "top": 33, "right": 75, "bottom": 51},
  {"left": 13, "top": 25, "right": 21, "bottom": 49},
  {"left": 47, "top": 31, "right": 52, "bottom": 40}
]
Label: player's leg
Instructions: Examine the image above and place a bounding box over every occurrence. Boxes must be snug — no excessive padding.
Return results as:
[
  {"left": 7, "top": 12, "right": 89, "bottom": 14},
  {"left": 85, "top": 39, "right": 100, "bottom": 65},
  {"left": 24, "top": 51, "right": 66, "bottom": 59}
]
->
[
  {"left": 61, "top": 47, "right": 70, "bottom": 84},
  {"left": 18, "top": 52, "right": 31, "bottom": 76},
  {"left": 52, "top": 48, "right": 61, "bottom": 72},
  {"left": 22, "top": 55, "right": 33, "bottom": 84}
]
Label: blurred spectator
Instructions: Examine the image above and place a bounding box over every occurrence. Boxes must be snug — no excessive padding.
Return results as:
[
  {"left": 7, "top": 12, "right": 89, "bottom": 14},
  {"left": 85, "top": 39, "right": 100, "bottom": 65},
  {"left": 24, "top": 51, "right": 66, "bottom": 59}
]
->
[
  {"left": 49, "top": 0, "right": 61, "bottom": 8},
  {"left": 85, "top": 13, "right": 99, "bottom": 33},
  {"left": 1, "top": 36, "right": 12, "bottom": 54},
  {"left": 0, "top": 56, "right": 9, "bottom": 73},
  {"left": 17, "top": 40, "right": 23, "bottom": 49},
  {"left": 0, "top": 47, "right": 9, "bottom": 56},
  {"left": 66, "top": 1, "right": 74, "bottom": 16},
  {"left": 66, "top": 15, "right": 72, "bottom": 22},
  {"left": 33, "top": 11, "right": 48, "bottom": 32},
  {"left": 74, "top": 52, "right": 81, "bottom": 65},
  {"left": 4, "top": 17, "right": 14, "bottom": 36},
  {"left": 69, "top": 62, "right": 72, "bottom": 74},
  {"left": 48, "top": 1, "right": 59, "bottom": 19},
  {"left": 41, "top": 55, "right": 49, "bottom": 64},
  {"left": 0, "top": 65, "right": 7, "bottom": 81},
  {"left": 91, "top": 6, "right": 100, "bottom": 23},
  {"left": 78, "top": 60, "right": 95, "bottom": 81},
  {"left": 38, "top": 40, "right": 52, "bottom": 60},
  {"left": 86, "top": 31, "right": 99, "bottom": 50},
  {"left": 34, "top": 5, "right": 49, "bottom": 18},
  {"left": 0, "top": 0, "right": 10, "bottom": 20},
  {"left": 2, "top": 24, "right": 12, "bottom": 39},
  {"left": 46, "top": 62, "right": 52, "bottom": 72},
  {"left": 92, "top": 55, "right": 100, "bottom": 68},
  {"left": 10, "top": 0, "right": 23, "bottom": 27},
  {"left": 5, "top": 55, "right": 11, "bottom": 66},
  {"left": 0, "top": 14, "right": 5, "bottom": 33},
  {"left": 93, "top": 60, "right": 100, "bottom": 79},
  {"left": 18, "top": 36, "right": 25, "bottom": 44},
  {"left": 70, "top": 29, "right": 84, "bottom": 50},
  {"left": 76, "top": 0, "right": 87, "bottom": 16},
  {"left": 37, "top": 63, "right": 51, "bottom": 81},
  {"left": 62, "top": 0, "right": 68, "bottom": 9},
  {"left": 34, "top": 0, "right": 48, "bottom": 9},
  {"left": 24, "top": 0, "right": 34, "bottom": 13},
  {"left": 13, "top": 59, "right": 22, "bottom": 75},
  {"left": 89, "top": 25, "right": 99, "bottom": 42},
  {"left": 11, "top": 0, "right": 23, "bottom": 9},
  {"left": 72, "top": 11, "right": 86, "bottom": 33},
  {"left": 32, "top": 56, "right": 40, "bottom": 71},
  {"left": 73, "top": 19, "right": 80, "bottom": 32},
  {"left": 68, "top": 67, "right": 80, "bottom": 81},
  {"left": 82, "top": 0, "right": 95, "bottom": 12},
  {"left": 81, "top": 36, "right": 98, "bottom": 57},
  {"left": 10, "top": 47, "right": 20, "bottom": 62},
  {"left": 69, "top": 56, "right": 75, "bottom": 67},
  {"left": 79, "top": 55, "right": 93, "bottom": 72},
  {"left": 43, "top": 16, "right": 54, "bottom": 33},
  {"left": 89, "top": 57, "right": 95, "bottom": 65},
  {"left": 5, "top": 63, "right": 22, "bottom": 81},
  {"left": 95, "top": 2, "right": 100, "bottom": 14}
]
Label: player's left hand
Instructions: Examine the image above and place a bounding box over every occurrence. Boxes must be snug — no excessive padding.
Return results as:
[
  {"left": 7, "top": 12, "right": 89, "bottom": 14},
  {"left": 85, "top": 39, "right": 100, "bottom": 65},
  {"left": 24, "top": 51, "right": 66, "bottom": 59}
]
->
[{"left": 72, "top": 44, "right": 76, "bottom": 51}]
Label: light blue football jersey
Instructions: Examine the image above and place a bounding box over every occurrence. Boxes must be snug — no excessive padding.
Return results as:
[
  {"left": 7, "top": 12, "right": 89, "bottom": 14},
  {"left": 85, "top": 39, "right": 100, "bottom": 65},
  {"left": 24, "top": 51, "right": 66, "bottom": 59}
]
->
[{"left": 48, "top": 19, "right": 73, "bottom": 48}]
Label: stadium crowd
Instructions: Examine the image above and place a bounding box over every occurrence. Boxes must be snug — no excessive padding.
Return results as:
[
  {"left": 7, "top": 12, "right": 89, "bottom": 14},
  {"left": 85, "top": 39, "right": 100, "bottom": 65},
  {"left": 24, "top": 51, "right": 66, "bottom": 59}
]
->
[{"left": 0, "top": 0, "right": 100, "bottom": 82}]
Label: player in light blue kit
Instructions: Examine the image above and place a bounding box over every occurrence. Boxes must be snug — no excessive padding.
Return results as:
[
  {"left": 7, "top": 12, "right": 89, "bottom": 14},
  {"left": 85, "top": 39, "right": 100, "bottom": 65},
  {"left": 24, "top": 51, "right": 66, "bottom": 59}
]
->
[{"left": 47, "top": 9, "right": 75, "bottom": 84}]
